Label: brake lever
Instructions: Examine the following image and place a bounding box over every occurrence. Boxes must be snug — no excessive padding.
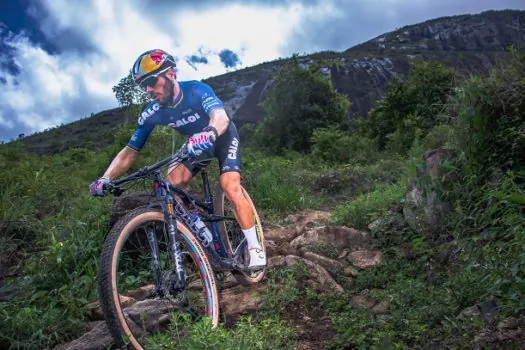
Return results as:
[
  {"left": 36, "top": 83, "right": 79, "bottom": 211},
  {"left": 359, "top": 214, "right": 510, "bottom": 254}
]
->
[
  {"left": 105, "top": 183, "right": 125, "bottom": 197},
  {"left": 112, "top": 187, "right": 126, "bottom": 197}
]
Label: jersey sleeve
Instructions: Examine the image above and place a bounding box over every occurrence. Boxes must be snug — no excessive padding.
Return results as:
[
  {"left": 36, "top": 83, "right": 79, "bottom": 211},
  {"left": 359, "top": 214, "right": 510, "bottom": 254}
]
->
[
  {"left": 127, "top": 124, "right": 154, "bottom": 152},
  {"left": 196, "top": 82, "right": 224, "bottom": 115},
  {"left": 126, "top": 101, "right": 161, "bottom": 151}
]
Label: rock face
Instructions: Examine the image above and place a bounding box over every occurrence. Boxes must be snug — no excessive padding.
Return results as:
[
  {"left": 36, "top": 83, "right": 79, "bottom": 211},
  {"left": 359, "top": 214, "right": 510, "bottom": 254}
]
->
[{"left": 403, "top": 147, "right": 457, "bottom": 236}]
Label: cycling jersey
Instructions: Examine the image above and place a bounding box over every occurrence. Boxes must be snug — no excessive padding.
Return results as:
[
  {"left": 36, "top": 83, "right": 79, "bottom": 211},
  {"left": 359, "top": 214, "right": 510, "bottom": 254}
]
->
[{"left": 127, "top": 80, "right": 241, "bottom": 174}]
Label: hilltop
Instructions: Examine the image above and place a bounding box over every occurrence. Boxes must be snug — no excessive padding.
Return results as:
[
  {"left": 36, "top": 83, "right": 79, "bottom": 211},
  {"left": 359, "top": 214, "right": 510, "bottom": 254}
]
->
[{"left": 18, "top": 9, "right": 525, "bottom": 155}]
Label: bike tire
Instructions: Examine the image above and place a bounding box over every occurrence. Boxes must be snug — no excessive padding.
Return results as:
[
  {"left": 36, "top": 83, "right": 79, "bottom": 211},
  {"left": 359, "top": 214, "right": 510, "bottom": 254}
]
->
[
  {"left": 213, "top": 185, "right": 265, "bottom": 286},
  {"left": 98, "top": 207, "right": 219, "bottom": 349}
]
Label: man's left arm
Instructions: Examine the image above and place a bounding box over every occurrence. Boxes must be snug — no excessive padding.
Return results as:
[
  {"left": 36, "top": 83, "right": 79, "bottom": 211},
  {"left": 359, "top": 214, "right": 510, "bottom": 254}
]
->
[
  {"left": 208, "top": 108, "right": 230, "bottom": 136},
  {"left": 187, "top": 84, "right": 230, "bottom": 156}
]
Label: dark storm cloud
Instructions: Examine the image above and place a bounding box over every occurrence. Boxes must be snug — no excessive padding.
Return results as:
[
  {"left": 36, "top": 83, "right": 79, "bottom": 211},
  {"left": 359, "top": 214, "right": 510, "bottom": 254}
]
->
[
  {"left": 283, "top": 0, "right": 525, "bottom": 54},
  {"left": 0, "top": 24, "right": 22, "bottom": 77},
  {"left": 0, "top": 0, "right": 57, "bottom": 54},
  {"left": 25, "top": 1, "right": 99, "bottom": 55},
  {"left": 219, "top": 49, "right": 240, "bottom": 68},
  {"left": 185, "top": 54, "right": 209, "bottom": 70}
]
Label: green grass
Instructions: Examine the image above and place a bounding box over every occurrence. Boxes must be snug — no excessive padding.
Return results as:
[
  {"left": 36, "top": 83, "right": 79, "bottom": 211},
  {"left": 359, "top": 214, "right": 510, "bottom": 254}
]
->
[
  {"left": 146, "top": 314, "right": 297, "bottom": 350},
  {"left": 331, "top": 180, "right": 407, "bottom": 230}
]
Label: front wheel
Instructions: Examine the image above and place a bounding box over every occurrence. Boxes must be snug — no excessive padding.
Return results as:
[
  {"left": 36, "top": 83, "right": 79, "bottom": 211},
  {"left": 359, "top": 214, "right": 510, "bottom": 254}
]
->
[
  {"left": 214, "top": 185, "right": 265, "bottom": 286},
  {"left": 98, "top": 208, "right": 219, "bottom": 349}
]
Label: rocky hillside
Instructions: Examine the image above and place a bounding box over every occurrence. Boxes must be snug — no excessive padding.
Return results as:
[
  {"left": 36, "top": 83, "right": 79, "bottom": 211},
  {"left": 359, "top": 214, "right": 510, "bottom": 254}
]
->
[
  {"left": 208, "top": 9, "right": 524, "bottom": 126},
  {"left": 19, "top": 9, "right": 525, "bottom": 154}
]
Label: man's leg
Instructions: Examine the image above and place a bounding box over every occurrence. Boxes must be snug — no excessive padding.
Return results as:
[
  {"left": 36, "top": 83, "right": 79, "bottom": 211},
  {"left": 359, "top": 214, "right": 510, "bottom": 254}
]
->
[
  {"left": 220, "top": 171, "right": 265, "bottom": 268},
  {"left": 219, "top": 171, "right": 254, "bottom": 229},
  {"left": 166, "top": 163, "right": 193, "bottom": 187}
]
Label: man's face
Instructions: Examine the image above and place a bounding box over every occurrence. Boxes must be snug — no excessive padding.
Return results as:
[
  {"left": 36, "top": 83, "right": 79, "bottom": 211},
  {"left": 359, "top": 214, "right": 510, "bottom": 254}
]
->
[{"left": 145, "top": 74, "right": 174, "bottom": 105}]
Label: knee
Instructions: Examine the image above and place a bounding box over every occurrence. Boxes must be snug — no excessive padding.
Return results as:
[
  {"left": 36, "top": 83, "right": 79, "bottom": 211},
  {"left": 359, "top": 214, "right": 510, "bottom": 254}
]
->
[{"left": 223, "top": 182, "right": 243, "bottom": 203}]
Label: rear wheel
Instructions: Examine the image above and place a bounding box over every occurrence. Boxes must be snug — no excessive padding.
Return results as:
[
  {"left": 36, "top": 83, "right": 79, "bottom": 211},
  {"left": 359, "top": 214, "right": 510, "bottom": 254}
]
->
[
  {"left": 214, "top": 185, "right": 265, "bottom": 286},
  {"left": 98, "top": 208, "right": 219, "bottom": 349}
]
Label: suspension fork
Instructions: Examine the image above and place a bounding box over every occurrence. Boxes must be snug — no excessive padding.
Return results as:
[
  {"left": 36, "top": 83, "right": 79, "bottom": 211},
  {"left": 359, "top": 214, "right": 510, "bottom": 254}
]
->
[
  {"left": 165, "top": 195, "right": 187, "bottom": 291},
  {"left": 145, "top": 223, "right": 163, "bottom": 296}
]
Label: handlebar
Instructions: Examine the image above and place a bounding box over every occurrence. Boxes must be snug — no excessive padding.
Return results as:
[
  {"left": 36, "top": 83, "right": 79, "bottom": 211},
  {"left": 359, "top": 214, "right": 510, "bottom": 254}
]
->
[{"left": 104, "top": 143, "right": 190, "bottom": 196}]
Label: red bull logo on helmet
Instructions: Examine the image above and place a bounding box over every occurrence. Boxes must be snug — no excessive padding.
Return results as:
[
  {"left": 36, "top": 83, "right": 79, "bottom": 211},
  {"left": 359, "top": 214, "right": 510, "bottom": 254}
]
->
[
  {"left": 149, "top": 50, "right": 165, "bottom": 65},
  {"left": 140, "top": 50, "right": 166, "bottom": 75}
]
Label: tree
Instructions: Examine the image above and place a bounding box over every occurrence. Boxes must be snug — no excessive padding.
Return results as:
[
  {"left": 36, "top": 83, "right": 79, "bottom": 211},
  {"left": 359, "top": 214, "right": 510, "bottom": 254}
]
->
[
  {"left": 256, "top": 57, "right": 350, "bottom": 153},
  {"left": 365, "top": 60, "right": 456, "bottom": 152},
  {"left": 112, "top": 74, "right": 150, "bottom": 125},
  {"left": 112, "top": 74, "right": 149, "bottom": 107}
]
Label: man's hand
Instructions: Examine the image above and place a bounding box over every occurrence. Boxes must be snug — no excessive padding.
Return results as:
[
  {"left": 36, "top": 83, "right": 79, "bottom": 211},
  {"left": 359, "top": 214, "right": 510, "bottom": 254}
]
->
[
  {"left": 89, "top": 176, "right": 110, "bottom": 197},
  {"left": 187, "top": 126, "right": 218, "bottom": 157}
]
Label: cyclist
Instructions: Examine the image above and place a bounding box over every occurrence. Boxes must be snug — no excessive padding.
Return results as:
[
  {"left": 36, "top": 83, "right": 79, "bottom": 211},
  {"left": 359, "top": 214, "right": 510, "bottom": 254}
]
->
[{"left": 89, "top": 49, "right": 265, "bottom": 269}]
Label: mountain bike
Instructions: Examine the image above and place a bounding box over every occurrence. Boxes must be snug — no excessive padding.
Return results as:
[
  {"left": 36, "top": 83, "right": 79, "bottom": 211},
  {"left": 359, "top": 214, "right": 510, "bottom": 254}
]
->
[{"left": 97, "top": 144, "right": 265, "bottom": 349}]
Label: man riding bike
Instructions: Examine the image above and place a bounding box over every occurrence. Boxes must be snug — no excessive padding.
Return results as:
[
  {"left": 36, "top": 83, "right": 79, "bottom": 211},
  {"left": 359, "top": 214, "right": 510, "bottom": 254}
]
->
[{"left": 89, "top": 49, "right": 266, "bottom": 268}]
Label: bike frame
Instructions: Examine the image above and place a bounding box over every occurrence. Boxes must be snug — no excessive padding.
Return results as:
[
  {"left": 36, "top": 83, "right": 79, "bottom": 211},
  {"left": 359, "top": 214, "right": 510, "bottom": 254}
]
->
[
  {"left": 109, "top": 148, "right": 248, "bottom": 275},
  {"left": 163, "top": 168, "right": 248, "bottom": 272}
]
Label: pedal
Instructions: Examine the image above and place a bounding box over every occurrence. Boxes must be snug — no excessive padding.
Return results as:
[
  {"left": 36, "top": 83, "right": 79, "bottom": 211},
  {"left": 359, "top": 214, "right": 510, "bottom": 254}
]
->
[
  {"left": 244, "top": 265, "right": 266, "bottom": 273},
  {"left": 215, "top": 257, "right": 245, "bottom": 271}
]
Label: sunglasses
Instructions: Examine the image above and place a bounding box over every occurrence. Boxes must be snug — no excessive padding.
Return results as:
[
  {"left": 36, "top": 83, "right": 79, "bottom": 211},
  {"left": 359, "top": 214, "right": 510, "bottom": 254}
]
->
[{"left": 138, "top": 66, "right": 172, "bottom": 90}]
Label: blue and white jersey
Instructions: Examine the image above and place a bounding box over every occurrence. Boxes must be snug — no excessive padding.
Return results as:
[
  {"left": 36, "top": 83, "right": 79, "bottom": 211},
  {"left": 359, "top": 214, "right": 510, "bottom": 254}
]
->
[{"left": 127, "top": 80, "right": 225, "bottom": 151}]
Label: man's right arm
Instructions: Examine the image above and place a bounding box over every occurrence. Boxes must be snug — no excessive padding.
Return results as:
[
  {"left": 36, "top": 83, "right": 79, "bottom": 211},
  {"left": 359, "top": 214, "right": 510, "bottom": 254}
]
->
[
  {"left": 90, "top": 104, "right": 158, "bottom": 196},
  {"left": 102, "top": 146, "right": 138, "bottom": 180}
]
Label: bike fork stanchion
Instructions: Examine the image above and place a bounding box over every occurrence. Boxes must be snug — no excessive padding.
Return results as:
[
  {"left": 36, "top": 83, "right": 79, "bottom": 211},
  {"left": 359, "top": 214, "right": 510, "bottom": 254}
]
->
[
  {"left": 146, "top": 225, "right": 164, "bottom": 296},
  {"left": 166, "top": 195, "right": 187, "bottom": 290}
]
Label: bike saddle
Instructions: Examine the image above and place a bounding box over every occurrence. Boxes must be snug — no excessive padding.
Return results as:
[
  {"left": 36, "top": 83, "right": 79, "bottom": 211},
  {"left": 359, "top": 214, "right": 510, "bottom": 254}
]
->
[{"left": 191, "top": 157, "right": 215, "bottom": 168}]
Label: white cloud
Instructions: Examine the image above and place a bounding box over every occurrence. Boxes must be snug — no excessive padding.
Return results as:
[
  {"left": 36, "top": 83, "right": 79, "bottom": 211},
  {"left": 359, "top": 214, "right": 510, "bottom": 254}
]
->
[
  {"left": 0, "top": 30, "right": 116, "bottom": 133},
  {"left": 0, "top": 115, "right": 15, "bottom": 130},
  {"left": 0, "top": 0, "right": 323, "bottom": 140}
]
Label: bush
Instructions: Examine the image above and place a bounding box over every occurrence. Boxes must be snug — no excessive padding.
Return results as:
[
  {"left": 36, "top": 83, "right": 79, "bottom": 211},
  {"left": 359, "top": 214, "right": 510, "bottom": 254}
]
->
[
  {"left": 365, "top": 60, "right": 456, "bottom": 153},
  {"left": 453, "top": 51, "right": 525, "bottom": 177},
  {"left": 310, "top": 127, "right": 379, "bottom": 165},
  {"left": 443, "top": 49, "right": 525, "bottom": 316},
  {"left": 241, "top": 150, "right": 322, "bottom": 219}
]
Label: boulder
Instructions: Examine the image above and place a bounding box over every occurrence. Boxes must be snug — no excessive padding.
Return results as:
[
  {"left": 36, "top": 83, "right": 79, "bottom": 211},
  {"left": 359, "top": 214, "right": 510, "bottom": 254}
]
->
[
  {"left": 285, "top": 255, "right": 344, "bottom": 293},
  {"left": 264, "top": 227, "right": 297, "bottom": 243},
  {"left": 220, "top": 284, "right": 266, "bottom": 315},
  {"left": 348, "top": 250, "right": 383, "bottom": 268},
  {"left": 54, "top": 321, "right": 113, "bottom": 350},
  {"left": 403, "top": 147, "right": 456, "bottom": 236},
  {"left": 290, "top": 225, "right": 371, "bottom": 250},
  {"left": 302, "top": 251, "right": 344, "bottom": 272},
  {"left": 109, "top": 191, "right": 155, "bottom": 227}
]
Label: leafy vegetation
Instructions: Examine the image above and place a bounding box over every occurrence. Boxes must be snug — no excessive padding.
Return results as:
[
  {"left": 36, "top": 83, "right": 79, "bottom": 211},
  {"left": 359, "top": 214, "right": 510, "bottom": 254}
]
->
[{"left": 364, "top": 60, "right": 456, "bottom": 153}]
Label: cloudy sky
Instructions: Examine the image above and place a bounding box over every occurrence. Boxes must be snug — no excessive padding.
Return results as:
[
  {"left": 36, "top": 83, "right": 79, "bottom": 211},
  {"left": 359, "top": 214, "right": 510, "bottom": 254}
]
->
[{"left": 0, "top": 0, "right": 524, "bottom": 142}]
